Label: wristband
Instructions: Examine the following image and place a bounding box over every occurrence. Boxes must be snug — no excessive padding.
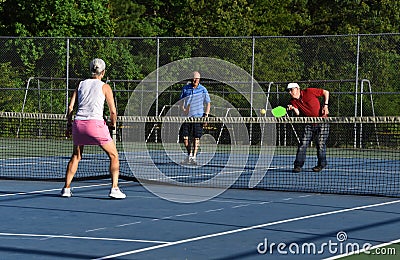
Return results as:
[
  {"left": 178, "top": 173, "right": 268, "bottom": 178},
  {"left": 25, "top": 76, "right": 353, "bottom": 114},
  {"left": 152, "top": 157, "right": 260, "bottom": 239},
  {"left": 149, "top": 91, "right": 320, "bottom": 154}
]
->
[{"left": 324, "top": 104, "right": 328, "bottom": 106}]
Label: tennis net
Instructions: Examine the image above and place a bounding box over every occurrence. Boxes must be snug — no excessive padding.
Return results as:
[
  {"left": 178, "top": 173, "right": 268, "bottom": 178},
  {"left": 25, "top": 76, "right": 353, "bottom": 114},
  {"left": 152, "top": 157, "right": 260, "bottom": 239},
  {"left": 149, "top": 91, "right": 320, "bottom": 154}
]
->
[{"left": 1, "top": 112, "right": 399, "bottom": 197}]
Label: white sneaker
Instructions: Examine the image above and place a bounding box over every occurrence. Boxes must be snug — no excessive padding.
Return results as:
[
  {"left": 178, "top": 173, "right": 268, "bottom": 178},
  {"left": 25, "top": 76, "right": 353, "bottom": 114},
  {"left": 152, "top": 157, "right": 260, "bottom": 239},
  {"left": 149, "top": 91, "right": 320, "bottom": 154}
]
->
[
  {"left": 181, "top": 156, "right": 190, "bottom": 165},
  {"left": 61, "top": 188, "right": 72, "bottom": 197},
  {"left": 189, "top": 157, "right": 197, "bottom": 165},
  {"left": 109, "top": 188, "right": 126, "bottom": 199}
]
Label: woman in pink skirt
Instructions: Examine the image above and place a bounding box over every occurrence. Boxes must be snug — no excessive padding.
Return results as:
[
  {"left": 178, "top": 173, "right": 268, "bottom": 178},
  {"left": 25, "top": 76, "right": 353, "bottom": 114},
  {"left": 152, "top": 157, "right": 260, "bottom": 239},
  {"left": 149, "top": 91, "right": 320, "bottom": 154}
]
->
[{"left": 61, "top": 58, "right": 126, "bottom": 199}]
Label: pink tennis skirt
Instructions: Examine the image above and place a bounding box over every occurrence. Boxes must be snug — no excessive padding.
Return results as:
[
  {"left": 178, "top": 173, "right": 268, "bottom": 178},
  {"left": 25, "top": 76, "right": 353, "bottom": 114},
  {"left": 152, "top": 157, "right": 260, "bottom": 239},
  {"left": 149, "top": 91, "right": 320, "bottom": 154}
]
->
[{"left": 72, "top": 120, "right": 112, "bottom": 146}]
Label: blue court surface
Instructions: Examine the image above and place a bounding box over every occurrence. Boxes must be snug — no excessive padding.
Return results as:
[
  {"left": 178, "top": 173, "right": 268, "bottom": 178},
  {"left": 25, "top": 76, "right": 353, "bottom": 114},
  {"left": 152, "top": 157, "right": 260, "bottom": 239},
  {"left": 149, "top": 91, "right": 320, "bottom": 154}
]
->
[{"left": 0, "top": 179, "right": 399, "bottom": 259}]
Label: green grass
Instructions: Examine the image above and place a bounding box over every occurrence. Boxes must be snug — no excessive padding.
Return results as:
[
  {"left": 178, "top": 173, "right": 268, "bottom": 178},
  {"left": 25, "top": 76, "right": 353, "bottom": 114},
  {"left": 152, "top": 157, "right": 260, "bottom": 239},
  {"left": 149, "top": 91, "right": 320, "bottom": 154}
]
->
[{"left": 337, "top": 242, "right": 399, "bottom": 259}]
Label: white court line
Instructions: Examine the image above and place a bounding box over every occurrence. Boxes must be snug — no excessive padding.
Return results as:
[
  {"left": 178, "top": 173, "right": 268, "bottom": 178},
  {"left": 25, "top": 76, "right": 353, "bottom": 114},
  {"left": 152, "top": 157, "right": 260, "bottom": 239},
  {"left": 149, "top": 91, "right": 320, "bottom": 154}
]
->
[
  {"left": 299, "top": 195, "right": 313, "bottom": 198},
  {"left": 94, "top": 199, "right": 400, "bottom": 260},
  {"left": 232, "top": 204, "right": 250, "bottom": 208},
  {"left": 116, "top": 221, "right": 142, "bottom": 227},
  {"left": 0, "top": 233, "right": 169, "bottom": 244},
  {"left": 0, "top": 181, "right": 133, "bottom": 197},
  {"left": 175, "top": 212, "right": 198, "bottom": 217},
  {"left": 205, "top": 208, "right": 224, "bottom": 213},
  {"left": 324, "top": 238, "right": 400, "bottom": 259},
  {"left": 86, "top": 228, "right": 107, "bottom": 233}
]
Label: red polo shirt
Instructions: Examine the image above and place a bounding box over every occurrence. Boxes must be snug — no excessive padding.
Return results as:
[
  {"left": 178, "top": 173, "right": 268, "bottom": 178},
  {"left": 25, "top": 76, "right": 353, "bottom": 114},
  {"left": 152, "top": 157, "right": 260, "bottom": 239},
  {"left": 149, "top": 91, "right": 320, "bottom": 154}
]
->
[{"left": 290, "top": 88, "right": 325, "bottom": 117}]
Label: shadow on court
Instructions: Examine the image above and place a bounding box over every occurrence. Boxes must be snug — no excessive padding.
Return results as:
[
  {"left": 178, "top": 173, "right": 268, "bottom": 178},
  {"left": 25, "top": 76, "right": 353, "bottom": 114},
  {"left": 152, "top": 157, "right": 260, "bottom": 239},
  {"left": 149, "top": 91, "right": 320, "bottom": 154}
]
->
[{"left": 0, "top": 179, "right": 399, "bottom": 259}]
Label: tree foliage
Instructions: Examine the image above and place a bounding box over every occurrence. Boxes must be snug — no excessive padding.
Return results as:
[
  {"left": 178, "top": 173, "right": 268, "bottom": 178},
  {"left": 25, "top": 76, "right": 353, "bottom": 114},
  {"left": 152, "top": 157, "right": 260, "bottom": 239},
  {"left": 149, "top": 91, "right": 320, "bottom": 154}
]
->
[
  {"left": 0, "top": 0, "right": 399, "bottom": 116},
  {"left": 303, "top": 0, "right": 400, "bottom": 35},
  {"left": 0, "top": 0, "right": 399, "bottom": 37},
  {"left": 0, "top": 0, "right": 114, "bottom": 37}
]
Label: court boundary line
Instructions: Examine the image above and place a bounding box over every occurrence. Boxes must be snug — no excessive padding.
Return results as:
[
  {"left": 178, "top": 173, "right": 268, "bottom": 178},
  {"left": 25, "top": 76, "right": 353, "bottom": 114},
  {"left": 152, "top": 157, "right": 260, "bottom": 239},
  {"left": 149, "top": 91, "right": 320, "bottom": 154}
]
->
[
  {"left": 94, "top": 199, "right": 400, "bottom": 260},
  {"left": 0, "top": 233, "right": 169, "bottom": 244},
  {"left": 0, "top": 181, "right": 133, "bottom": 197},
  {"left": 324, "top": 238, "right": 400, "bottom": 259}
]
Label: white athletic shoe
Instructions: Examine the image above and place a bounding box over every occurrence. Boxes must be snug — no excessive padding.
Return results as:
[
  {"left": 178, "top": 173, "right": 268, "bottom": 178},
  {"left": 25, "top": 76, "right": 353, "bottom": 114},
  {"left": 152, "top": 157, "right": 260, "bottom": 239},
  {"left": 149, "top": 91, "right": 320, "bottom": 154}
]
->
[
  {"left": 189, "top": 157, "right": 197, "bottom": 165},
  {"left": 181, "top": 156, "right": 190, "bottom": 165},
  {"left": 61, "top": 188, "right": 72, "bottom": 198},
  {"left": 109, "top": 188, "right": 126, "bottom": 199}
]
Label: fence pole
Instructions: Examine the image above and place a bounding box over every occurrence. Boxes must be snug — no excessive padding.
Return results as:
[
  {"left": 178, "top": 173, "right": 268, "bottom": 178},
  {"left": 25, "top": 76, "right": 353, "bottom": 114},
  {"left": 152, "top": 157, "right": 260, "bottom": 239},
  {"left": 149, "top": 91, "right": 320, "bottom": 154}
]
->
[
  {"left": 156, "top": 37, "right": 160, "bottom": 142},
  {"left": 65, "top": 38, "right": 70, "bottom": 115},
  {"left": 250, "top": 36, "right": 256, "bottom": 143},
  {"left": 354, "top": 35, "right": 361, "bottom": 148}
]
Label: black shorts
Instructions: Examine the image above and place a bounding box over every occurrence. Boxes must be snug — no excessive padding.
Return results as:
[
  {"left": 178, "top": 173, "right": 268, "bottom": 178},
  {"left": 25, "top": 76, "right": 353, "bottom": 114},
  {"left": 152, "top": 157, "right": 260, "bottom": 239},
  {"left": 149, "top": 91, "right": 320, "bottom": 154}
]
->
[{"left": 180, "top": 122, "right": 203, "bottom": 139}]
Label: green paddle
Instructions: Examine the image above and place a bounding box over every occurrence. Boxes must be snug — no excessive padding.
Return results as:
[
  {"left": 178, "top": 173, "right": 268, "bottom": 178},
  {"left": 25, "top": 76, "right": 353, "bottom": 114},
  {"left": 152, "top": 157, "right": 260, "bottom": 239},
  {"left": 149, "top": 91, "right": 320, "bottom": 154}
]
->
[
  {"left": 272, "top": 106, "right": 300, "bottom": 143},
  {"left": 271, "top": 106, "right": 287, "bottom": 118}
]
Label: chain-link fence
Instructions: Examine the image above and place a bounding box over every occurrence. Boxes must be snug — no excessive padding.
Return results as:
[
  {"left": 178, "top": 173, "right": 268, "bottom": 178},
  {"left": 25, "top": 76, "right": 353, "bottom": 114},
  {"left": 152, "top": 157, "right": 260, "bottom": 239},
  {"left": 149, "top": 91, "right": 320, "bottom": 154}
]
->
[{"left": 0, "top": 34, "right": 399, "bottom": 117}]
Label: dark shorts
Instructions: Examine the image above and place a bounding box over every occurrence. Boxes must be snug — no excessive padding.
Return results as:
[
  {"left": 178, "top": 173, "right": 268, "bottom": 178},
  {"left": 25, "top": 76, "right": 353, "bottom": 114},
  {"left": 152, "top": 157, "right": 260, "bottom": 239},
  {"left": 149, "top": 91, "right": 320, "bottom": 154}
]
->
[{"left": 180, "top": 122, "right": 203, "bottom": 139}]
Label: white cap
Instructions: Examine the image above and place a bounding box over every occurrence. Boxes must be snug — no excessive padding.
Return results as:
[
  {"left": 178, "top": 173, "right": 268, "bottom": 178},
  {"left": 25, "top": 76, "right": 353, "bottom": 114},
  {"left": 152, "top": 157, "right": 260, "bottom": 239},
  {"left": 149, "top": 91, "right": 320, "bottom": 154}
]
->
[
  {"left": 286, "top": 82, "right": 300, "bottom": 90},
  {"left": 193, "top": 71, "right": 201, "bottom": 79},
  {"left": 90, "top": 58, "right": 106, "bottom": 75}
]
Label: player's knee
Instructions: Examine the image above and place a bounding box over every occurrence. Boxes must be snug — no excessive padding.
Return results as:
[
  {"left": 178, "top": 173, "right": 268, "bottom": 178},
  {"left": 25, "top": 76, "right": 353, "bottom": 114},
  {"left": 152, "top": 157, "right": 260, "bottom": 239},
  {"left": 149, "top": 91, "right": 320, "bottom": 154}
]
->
[
  {"left": 109, "top": 151, "right": 118, "bottom": 161},
  {"left": 70, "top": 154, "right": 82, "bottom": 162}
]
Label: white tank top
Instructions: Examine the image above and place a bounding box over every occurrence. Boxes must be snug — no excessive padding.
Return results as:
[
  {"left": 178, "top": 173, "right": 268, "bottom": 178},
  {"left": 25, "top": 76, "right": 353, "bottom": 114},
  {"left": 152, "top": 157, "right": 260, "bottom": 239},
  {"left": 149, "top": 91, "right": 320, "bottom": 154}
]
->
[{"left": 75, "top": 79, "right": 105, "bottom": 120}]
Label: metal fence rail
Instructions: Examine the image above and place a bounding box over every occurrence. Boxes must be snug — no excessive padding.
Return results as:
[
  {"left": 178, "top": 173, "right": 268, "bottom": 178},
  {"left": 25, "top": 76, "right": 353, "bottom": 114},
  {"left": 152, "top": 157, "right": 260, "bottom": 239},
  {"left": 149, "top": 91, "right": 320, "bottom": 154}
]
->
[{"left": 0, "top": 34, "right": 399, "bottom": 118}]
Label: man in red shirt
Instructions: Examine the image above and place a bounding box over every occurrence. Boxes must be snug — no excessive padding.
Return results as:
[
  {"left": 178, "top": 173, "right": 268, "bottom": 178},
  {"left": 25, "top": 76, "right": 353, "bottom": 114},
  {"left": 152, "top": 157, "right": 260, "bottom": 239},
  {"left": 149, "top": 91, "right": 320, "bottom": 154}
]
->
[{"left": 287, "top": 82, "right": 330, "bottom": 173}]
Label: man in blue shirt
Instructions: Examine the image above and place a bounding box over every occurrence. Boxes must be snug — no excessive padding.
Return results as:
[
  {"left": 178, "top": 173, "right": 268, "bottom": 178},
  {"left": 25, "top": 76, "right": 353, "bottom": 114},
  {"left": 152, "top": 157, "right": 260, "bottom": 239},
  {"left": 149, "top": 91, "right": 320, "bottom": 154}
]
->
[{"left": 179, "top": 71, "right": 211, "bottom": 165}]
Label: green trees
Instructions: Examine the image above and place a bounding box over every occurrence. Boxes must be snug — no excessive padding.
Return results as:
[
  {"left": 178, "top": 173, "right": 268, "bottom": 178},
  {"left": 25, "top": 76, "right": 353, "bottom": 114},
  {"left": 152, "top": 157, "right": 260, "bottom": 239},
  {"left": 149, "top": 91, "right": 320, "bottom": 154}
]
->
[
  {"left": 0, "top": 1, "right": 399, "bottom": 38},
  {"left": 303, "top": 0, "right": 400, "bottom": 35},
  {"left": 0, "top": 0, "right": 114, "bottom": 37},
  {"left": 0, "top": 0, "right": 398, "bottom": 116},
  {"left": 107, "top": 0, "right": 310, "bottom": 37}
]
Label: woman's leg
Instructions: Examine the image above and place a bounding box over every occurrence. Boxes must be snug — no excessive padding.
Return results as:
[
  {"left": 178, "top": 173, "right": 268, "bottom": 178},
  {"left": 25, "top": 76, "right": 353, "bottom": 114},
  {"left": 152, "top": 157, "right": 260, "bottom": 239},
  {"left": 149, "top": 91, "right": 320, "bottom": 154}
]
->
[
  {"left": 100, "top": 141, "right": 120, "bottom": 188},
  {"left": 63, "top": 145, "right": 84, "bottom": 188}
]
